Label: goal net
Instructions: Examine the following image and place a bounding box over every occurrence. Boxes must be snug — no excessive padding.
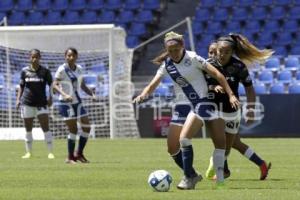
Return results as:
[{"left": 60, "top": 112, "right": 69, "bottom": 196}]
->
[{"left": 0, "top": 24, "right": 139, "bottom": 139}]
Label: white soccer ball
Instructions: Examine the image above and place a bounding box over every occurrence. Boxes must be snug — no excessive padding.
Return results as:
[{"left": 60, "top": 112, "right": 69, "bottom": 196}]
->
[{"left": 148, "top": 170, "right": 172, "bottom": 192}]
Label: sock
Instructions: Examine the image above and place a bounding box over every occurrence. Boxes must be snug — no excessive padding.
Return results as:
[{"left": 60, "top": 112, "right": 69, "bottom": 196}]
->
[
  {"left": 44, "top": 131, "right": 53, "bottom": 153},
  {"left": 78, "top": 131, "right": 89, "bottom": 154},
  {"left": 224, "top": 158, "right": 230, "bottom": 173},
  {"left": 67, "top": 133, "right": 76, "bottom": 158},
  {"left": 171, "top": 149, "right": 197, "bottom": 175},
  {"left": 213, "top": 148, "right": 226, "bottom": 183},
  {"left": 180, "top": 138, "right": 195, "bottom": 178},
  {"left": 25, "top": 131, "right": 33, "bottom": 153},
  {"left": 244, "top": 147, "right": 264, "bottom": 166}
]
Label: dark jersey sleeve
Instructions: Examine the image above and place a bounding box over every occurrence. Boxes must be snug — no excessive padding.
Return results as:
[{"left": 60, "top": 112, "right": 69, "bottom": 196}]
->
[
  {"left": 239, "top": 64, "right": 253, "bottom": 87},
  {"left": 205, "top": 58, "right": 220, "bottom": 88},
  {"left": 19, "top": 70, "right": 26, "bottom": 88},
  {"left": 45, "top": 69, "right": 53, "bottom": 86}
]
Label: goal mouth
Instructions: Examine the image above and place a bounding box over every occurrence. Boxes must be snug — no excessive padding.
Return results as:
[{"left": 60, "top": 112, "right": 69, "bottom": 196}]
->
[{"left": 0, "top": 24, "right": 139, "bottom": 139}]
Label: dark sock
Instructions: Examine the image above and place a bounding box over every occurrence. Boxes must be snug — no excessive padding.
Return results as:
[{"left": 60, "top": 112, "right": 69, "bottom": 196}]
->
[
  {"left": 67, "top": 139, "right": 76, "bottom": 158},
  {"left": 181, "top": 145, "right": 196, "bottom": 178},
  {"left": 250, "top": 153, "right": 264, "bottom": 166},
  {"left": 224, "top": 159, "right": 230, "bottom": 173},
  {"left": 78, "top": 136, "right": 88, "bottom": 154},
  {"left": 172, "top": 149, "right": 197, "bottom": 176}
]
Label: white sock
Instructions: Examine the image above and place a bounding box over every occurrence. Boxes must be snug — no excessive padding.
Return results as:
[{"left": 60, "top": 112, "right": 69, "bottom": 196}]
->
[
  {"left": 213, "top": 148, "right": 226, "bottom": 183},
  {"left": 44, "top": 131, "right": 53, "bottom": 153},
  {"left": 244, "top": 147, "right": 254, "bottom": 159},
  {"left": 25, "top": 131, "right": 33, "bottom": 153}
]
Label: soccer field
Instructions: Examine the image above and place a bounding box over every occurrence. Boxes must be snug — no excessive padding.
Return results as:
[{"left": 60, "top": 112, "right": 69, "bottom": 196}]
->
[{"left": 0, "top": 138, "right": 299, "bottom": 200}]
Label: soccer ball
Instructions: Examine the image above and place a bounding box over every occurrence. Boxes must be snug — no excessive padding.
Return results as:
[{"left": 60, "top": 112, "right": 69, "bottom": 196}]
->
[{"left": 148, "top": 170, "right": 172, "bottom": 192}]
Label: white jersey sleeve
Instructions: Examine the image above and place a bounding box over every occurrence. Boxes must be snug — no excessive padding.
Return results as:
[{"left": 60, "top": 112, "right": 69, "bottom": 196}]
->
[
  {"left": 193, "top": 54, "right": 208, "bottom": 70},
  {"left": 156, "top": 62, "right": 167, "bottom": 78},
  {"left": 54, "top": 65, "right": 65, "bottom": 80}
]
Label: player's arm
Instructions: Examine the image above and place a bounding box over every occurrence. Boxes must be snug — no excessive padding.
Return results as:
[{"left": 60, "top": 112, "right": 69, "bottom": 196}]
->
[
  {"left": 133, "top": 73, "right": 162, "bottom": 103},
  {"left": 46, "top": 70, "right": 53, "bottom": 107},
  {"left": 204, "top": 63, "right": 240, "bottom": 109},
  {"left": 16, "top": 71, "right": 25, "bottom": 109},
  {"left": 80, "top": 78, "right": 96, "bottom": 98},
  {"left": 52, "top": 78, "right": 73, "bottom": 101}
]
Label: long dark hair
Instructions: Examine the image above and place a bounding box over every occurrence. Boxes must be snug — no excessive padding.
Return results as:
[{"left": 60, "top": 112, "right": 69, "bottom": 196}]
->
[{"left": 217, "top": 33, "right": 274, "bottom": 65}]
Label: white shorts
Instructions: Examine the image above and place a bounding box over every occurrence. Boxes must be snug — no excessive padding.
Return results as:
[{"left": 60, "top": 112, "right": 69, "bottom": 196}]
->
[
  {"left": 21, "top": 105, "right": 49, "bottom": 119},
  {"left": 219, "top": 109, "right": 241, "bottom": 134}
]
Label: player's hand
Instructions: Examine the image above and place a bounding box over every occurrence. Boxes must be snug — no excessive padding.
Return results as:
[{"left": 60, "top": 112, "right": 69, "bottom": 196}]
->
[
  {"left": 229, "top": 94, "right": 240, "bottom": 110},
  {"left": 91, "top": 93, "right": 97, "bottom": 102},
  {"left": 214, "top": 85, "right": 225, "bottom": 93},
  {"left": 47, "top": 98, "right": 53, "bottom": 107},
  {"left": 63, "top": 94, "right": 73, "bottom": 102},
  {"left": 16, "top": 100, "right": 21, "bottom": 110},
  {"left": 245, "top": 108, "right": 255, "bottom": 125},
  {"left": 133, "top": 94, "right": 146, "bottom": 104}
]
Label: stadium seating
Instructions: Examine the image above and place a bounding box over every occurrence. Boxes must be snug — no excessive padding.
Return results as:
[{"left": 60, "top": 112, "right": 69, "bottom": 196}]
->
[
  {"left": 0, "top": 0, "right": 14, "bottom": 12},
  {"left": 15, "top": 0, "right": 33, "bottom": 11},
  {"left": 35, "top": 0, "right": 51, "bottom": 11},
  {"left": 69, "top": 0, "right": 86, "bottom": 11},
  {"left": 284, "top": 56, "right": 300, "bottom": 71},
  {"left": 265, "top": 57, "right": 281, "bottom": 72},
  {"left": 254, "top": 83, "right": 268, "bottom": 95},
  {"left": 270, "top": 83, "right": 286, "bottom": 94},
  {"left": 80, "top": 11, "right": 98, "bottom": 24},
  {"left": 258, "top": 70, "right": 273, "bottom": 84},
  {"left": 124, "top": 0, "right": 141, "bottom": 11},
  {"left": 52, "top": 0, "right": 68, "bottom": 11},
  {"left": 86, "top": 0, "right": 104, "bottom": 10},
  {"left": 44, "top": 11, "right": 61, "bottom": 25},
  {"left": 288, "top": 83, "right": 300, "bottom": 94},
  {"left": 62, "top": 11, "right": 80, "bottom": 24},
  {"left": 26, "top": 11, "right": 44, "bottom": 25},
  {"left": 105, "top": 0, "right": 123, "bottom": 11},
  {"left": 277, "top": 70, "right": 292, "bottom": 84},
  {"left": 238, "top": 84, "right": 246, "bottom": 96},
  {"left": 8, "top": 11, "right": 26, "bottom": 25}
]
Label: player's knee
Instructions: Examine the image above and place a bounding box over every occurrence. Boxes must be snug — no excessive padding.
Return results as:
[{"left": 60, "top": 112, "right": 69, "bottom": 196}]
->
[
  {"left": 44, "top": 131, "right": 53, "bottom": 143},
  {"left": 179, "top": 138, "right": 192, "bottom": 148},
  {"left": 25, "top": 132, "right": 33, "bottom": 142}
]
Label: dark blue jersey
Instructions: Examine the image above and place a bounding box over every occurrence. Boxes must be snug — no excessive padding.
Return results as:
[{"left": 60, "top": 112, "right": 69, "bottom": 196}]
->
[
  {"left": 19, "top": 65, "right": 52, "bottom": 107},
  {"left": 206, "top": 56, "right": 253, "bottom": 113}
]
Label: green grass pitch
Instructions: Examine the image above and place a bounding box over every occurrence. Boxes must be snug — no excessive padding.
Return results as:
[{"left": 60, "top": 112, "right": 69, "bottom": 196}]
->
[{"left": 0, "top": 138, "right": 300, "bottom": 200}]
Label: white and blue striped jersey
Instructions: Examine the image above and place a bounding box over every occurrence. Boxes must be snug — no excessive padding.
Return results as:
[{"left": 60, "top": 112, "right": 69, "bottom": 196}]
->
[
  {"left": 55, "top": 63, "right": 84, "bottom": 104},
  {"left": 156, "top": 50, "right": 208, "bottom": 106}
]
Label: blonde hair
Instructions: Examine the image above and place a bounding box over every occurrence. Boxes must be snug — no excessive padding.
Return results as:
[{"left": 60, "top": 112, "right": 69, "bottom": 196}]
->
[
  {"left": 218, "top": 33, "right": 274, "bottom": 65},
  {"left": 152, "top": 31, "right": 184, "bottom": 65}
]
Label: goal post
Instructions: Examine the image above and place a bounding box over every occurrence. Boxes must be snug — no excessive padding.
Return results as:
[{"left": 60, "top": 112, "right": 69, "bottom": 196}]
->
[{"left": 0, "top": 24, "right": 139, "bottom": 139}]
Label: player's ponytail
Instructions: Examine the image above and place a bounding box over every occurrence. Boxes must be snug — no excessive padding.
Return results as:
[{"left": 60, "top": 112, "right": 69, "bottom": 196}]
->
[
  {"left": 152, "top": 50, "right": 169, "bottom": 65},
  {"left": 219, "top": 33, "right": 274, "bottom": 65}
]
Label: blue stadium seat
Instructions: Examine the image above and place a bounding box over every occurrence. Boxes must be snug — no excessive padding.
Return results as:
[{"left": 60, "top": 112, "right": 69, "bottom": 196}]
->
[
  {"left": 290, "top": 46, "right": 300, "bottom": 55},
  {"left": 143, "top": 0, "right": 161, "bottom": 11},
  {"left": 124, "top": 0, "right": 141, "bottom": 11},
  {"left": 198, "top": 35, "right": 216, "bottom": 48},
  {"left": 258, "top": 70, "right": 274, "bottom": 84},
  {"left": 219, "top": 0, "right": 236, "bottom": 8},
  {"left": 62, "top": 11, "right": 80, "bottom": 24},
  {"left": 251, "top": 7, "right": 268, "bottom": 21},
  {"left": 200, "top": 0, "right": 218, "bottom": 8},
  {"left": 288, "top": 83, "right": 300, "bottom": 94},
  {"left": 225, "top": 21, "right": 242, "bottom": 33},
  {"left": 288, "top": 6, "right": 300, "bottom": 20},
  {"left": 276, "top": 32, "right": 292, "bottom": 46},
  {"left": 238, "top": 0, "right": 253, "bottom": 7},
  {"left": 83, "top": 74, "right": 98, "bottom": 89},
  {"left": 206, "top": 22, "right": 223, "bottom": 34},
  {"left": 80, "top": 11, "right": 98, "bottom": 24},
  {"left": 282, "top": 20, "right": 298, "bottom": 33},
  {"left": 192, "top": 22, "right": 205, "bottom": 35},
  {"left": 90, "top": 63, "right": 107, "bottom": 74},
  {"left": 196, "top": 47, "right": 208, "bottom": 58},
  {"left": 86, "top": 0, "right": 104, "bottom": 10},
  {"left": 162, "top": 76, "right": 173, "bottom": 86},
  {"left": 98, "top": 11, "right": 116, "bottom": 23},
  {"left": 126, "top": 35, "right": 140, "bottom": 48},
  {"left": 244, "top": 21, "right": 261, "bottom": 34},
  {"left": 212, "top": 8, "right": 229, "bottom": 22},
  {"left": 296, "top": 71, "right": 300, "bottom": 81},
  {"left": 44, "top": 11, "right": 62, "bottom": 25},
  {"left": 274, "top": 0, "right": 293, "bottom": 6},
  {"left": 231, "top": 8, "right": 249, "bottom": 21},
  {"left": 0, "top": 75, "right": 4, "bottom": 89},
  {"left": 35, "top": 0, "right": 51, "bottom": 11},
  {"left": 265, "top": 57, "right": 281, "bottom": 71},
  {"left": 194, "top": 9, "right": 211, "bottom": 22},
  {"left": 238, "top": 84, "right": 246, "bottom": 96},
  {"left": 9, "top": 12, "right": 26, "bottom": 25},
  {"left": 269, "top": 6, "right": 286, "bottom": 20},
  {"left": 153, "top": 85, "right": 173, "bottom": 99},
  {"left": 254, "top": 83, "right": 268, "bottom": 94},
  {"left": 270, "top": 83, "right": 285, "bottom": 94},
  {"left": 52, "top": 0, "right": 68, "bottom": 11},
  {"left": 128, "top": 22, "right": 147, "bottom": 37},
  {"left": 257, "top": 32, "right": 273, "bottom": 47},
  {"left": 117, "top": 11, "right": 135, "bottom": 24},
  {"left": 0, "top": 0, "right": 14, "bottom": 12},
  {"left": 262, "top": 20, "right": 280, "bottom": 34},
  {"left": 278, "top": 70, "right": 292, "bottom": 84},
  {"left": 26, "top": 11, "right": 44, "bottom": 25},
  {"left": 135, "top": 10, "right": 154, "bottom": 23},
  {"left": 284, "top": 56, "right": 300, "bottom": 71},
  {"left": 273, "top": 46, "right": 288, "bottom": 56},
  {"left": 0, "top": 12, "right": 7, "bottom": 21},
  {"left": 105, "top": 0, "right": 122, "bottom": 11},
  {"left": 256, "top": 0, "right": 274, "bottom": 6},
  {"left": 15, "top": 0, "right": 33, "bottom": 11},
  {"left": 69, "top": 0, "right": 86, "bottom": 11}
]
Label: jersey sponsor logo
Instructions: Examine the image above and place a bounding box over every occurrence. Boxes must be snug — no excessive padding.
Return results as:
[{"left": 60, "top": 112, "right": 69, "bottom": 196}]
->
[
  {"left": 245, "top": 75, "right": 252, "bottom": 83},
  {"left": 184, "top": 58, "right": 192, "bottom": 67},
  {"left": 25, "top": 77, "right": 44, "bottom": 82},
  {"left": 175, "top": 77, "right": 189, "bottom": 87}
]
